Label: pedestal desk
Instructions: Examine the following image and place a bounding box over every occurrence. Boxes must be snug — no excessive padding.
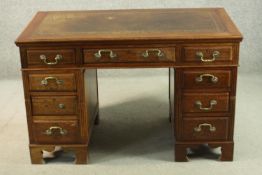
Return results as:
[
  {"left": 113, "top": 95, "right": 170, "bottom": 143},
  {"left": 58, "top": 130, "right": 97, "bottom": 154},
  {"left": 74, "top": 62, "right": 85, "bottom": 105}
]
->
[{"left": 15, "top": 8, "right": 243, "bottom": 164}]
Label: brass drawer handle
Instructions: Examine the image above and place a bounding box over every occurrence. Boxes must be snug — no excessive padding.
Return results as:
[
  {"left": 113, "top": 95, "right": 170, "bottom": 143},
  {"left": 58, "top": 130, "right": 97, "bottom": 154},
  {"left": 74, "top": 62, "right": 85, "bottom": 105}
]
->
[
  {"left": 142, "top": 49, "right": 164, "bottom": 58},
  {"left": 44, "top": 126, "right": 67, "bottom": 136},
  {"left": 58, "top": 103, "right": 65, "bottom": 109},
  {"left": 196, "top": 51, "right": 220, "bottom": 62},
  {"left": 40, "top": 54, "right": 63, "bottom": 65},
  {"left": 41, "top": 76, "right": 64, "bottom": 86},
  {"left": 194, "top": 123, "right": 216, "bottom": 132},
  {"left": 94, "top": 49, "right": 117, "bottom": 59},
  {"left": 195, "top": 100, "right": 217, "bottom": 111},
  {"left": 195, "top": 74, "right": 218, "bottom": 83}
]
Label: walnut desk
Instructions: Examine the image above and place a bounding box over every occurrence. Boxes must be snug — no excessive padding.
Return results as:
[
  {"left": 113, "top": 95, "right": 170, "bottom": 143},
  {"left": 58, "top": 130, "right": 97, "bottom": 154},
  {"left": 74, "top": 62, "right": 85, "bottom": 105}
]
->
[{"left": 15, "top": 8, "right": 242, "bottom": 164}]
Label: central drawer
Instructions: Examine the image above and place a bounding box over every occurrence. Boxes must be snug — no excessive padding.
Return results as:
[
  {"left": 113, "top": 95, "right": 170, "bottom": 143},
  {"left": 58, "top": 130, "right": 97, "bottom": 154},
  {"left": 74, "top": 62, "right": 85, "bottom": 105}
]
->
[
  {"left": 84, "top": 47, "right": 175, "bottom": 63},
  {"left": 31, "top": 96, "right": 77, "bottom": 115}
]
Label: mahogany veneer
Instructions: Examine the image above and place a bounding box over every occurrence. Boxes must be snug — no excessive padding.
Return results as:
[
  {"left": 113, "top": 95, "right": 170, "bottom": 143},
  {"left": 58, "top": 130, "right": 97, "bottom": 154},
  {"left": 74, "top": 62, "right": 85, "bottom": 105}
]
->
[{"left": 15, "top": 8, "right": 242, "bottom": 164}]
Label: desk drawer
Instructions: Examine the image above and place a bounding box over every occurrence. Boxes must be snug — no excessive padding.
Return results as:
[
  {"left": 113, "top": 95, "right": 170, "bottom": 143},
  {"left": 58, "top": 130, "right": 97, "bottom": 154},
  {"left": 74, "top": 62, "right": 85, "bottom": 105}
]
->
[
  {"left": 84, "top": 47, "right": 175, "bottom": 63},
  {"left": 181, "top": 45, "right": 232, "bottom": 64},
  {"left": 181, "top": 117, "right": 229, "bottom": 141},
  {"left": 27, "top": 49, "right": 76, "bottom": 67},
  {"left": 182, "top": 70, "right": 231, "bottom": 89},
  {"left": 32, "top": 96, "right": 77, "bottom": 115},
  {"left": 33, "top": 119, "right": 79, "bottom": 143},
  {"left": 29, "top": 73, "right": 76, "bottom": 92},
  {"left": 182, "top": 92, "right": 230, "bottom": 113}
]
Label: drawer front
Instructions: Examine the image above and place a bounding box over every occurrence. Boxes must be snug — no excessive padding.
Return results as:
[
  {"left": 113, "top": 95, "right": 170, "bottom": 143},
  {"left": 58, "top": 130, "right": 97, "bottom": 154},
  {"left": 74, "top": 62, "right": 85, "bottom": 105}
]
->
[
  {"left": 181, "top": 117, "right": 229, "bottom": 141},
  {"left": 33, "top": 119, "right": 79, "bottom": 143},
  {"left": 182, "top": 45, "right": 232, "bottom": 64},
  {"left": 84, "top": 47, "right": 175, "bottom": 63},
  {"left": 182, "top": 70, "right": 231, "bottom": 89},
  {"left": 27, "top": 49, "right": 76, "bottom": 66},
  {"left": 32, "top": 96, "right": 77, "bottom": 115},
  {"left": 182, "top": 92, "right": 230, "bottom": 113},
  {"left": 29, "top": 73, "right": 76, "bottom": 91}
]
